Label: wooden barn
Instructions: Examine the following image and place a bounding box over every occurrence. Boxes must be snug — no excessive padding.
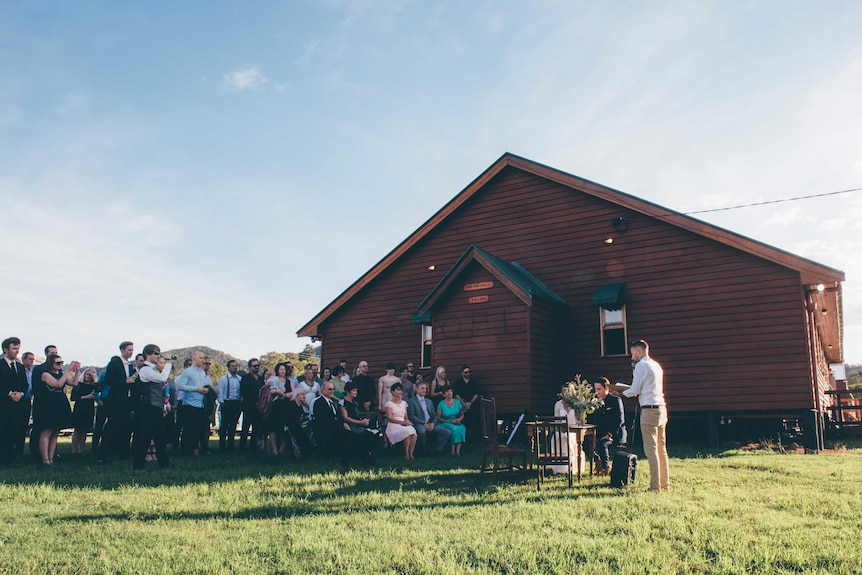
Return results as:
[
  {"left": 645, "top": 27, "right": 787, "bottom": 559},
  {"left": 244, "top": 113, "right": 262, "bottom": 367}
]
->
[{"left": 298, "top": 153, "right": 845, "bottom": 447}]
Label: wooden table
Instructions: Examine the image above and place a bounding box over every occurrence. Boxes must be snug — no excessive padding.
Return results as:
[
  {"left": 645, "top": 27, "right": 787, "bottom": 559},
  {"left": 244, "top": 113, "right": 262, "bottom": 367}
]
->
[{"left": 526, "top": 421, "right": 597, "bottom": 482}]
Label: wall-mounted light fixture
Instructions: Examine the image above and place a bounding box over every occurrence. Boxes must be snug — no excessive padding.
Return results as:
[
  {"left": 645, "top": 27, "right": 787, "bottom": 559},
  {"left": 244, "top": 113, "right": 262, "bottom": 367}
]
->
[{"left": 428, "top": 265, "right": 436, "bottom": 271}]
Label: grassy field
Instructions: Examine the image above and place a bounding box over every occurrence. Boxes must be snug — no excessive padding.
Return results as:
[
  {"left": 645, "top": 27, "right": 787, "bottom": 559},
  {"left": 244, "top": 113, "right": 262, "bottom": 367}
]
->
[{"left": 1, "top": 439, "right": 861, "bottom": 575}]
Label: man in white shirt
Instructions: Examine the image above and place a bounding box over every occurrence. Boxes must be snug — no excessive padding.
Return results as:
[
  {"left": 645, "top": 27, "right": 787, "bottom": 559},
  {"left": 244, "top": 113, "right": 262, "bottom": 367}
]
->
[
  {"left": 622, "top": 339, "right": 670, "bottom": 492},
  {"left": 216, "top": 360, "right": 242, "bottom": 451}
]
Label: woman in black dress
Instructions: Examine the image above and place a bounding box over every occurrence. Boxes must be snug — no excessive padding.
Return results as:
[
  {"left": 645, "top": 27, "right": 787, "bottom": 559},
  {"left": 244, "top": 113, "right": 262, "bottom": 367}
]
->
[
  {"left": 35, "top": 354, "right": 80, "bottom": 465},
  {"left": 71, "top": 368, "right": 98, "bottom": 454}
]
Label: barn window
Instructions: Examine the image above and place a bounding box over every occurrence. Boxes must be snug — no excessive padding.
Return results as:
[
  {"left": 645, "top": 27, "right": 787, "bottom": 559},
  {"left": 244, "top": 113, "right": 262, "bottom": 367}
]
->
[
  {"left": 592, "top": 283, "right": 627, "bottom": 357},
  {"left": 420, "top": 324, "right": 433, "bottom": 368},
  {"left": 600, "top": 306, "right": 628, "bottom": 356}
]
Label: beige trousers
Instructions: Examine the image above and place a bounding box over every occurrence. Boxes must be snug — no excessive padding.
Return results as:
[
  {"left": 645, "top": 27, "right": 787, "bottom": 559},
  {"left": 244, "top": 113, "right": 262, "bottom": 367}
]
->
[{"left": 639, "top": 406, "right": 670, "bottom": 491}]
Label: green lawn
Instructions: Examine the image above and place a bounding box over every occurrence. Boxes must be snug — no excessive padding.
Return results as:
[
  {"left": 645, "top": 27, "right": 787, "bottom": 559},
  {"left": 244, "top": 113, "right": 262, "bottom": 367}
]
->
[{"left": 1, "top": 439, "right": 861, "bottom": 575}]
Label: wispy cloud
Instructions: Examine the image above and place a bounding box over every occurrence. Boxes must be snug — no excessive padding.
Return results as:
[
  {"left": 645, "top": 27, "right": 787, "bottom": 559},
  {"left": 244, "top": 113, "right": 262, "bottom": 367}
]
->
[{"left": 222, "top": 66, "right": 269, "bottom": 91}]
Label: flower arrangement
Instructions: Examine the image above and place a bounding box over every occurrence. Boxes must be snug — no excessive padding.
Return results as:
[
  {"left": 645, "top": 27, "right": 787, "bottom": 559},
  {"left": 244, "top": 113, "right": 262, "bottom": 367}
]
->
[{"left": 560, "top": 374, "right": 604, "bottom": 422}]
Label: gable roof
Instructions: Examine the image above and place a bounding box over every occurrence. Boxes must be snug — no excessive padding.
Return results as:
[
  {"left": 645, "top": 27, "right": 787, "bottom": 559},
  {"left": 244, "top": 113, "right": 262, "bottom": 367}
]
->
[
  {"left": 414, "top": 244, "right": 566, "bottom": 317},
  {"left": 298, "top": 152, "right": 845, "bottom": 338}
]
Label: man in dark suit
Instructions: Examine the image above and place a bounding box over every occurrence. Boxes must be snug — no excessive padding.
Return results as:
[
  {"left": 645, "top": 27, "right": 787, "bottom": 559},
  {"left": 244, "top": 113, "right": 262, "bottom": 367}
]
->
[
  {"left": 1, "top": 337, "right": 29, "bottom": 466},
  {"left": 238, "top": 358, "right": 264, "bottom": 452},
  {"left": 407, "top": 381, "right": 450, "bottom": 455},
  {"left": 98, "top": 341, "right": 137, "bottom": 462},
  {"left": 312, "top": 380, "right": 342, "bottom": 458},
  {"left": 590, "top": 377, "right": 627, "bottom": 475}
]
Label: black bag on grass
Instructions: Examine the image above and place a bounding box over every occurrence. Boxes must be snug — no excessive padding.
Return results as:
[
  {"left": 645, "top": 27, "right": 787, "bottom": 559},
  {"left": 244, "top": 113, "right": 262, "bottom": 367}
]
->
[{"left": 610, "top": 451, "right": 637, "bottom": 488}]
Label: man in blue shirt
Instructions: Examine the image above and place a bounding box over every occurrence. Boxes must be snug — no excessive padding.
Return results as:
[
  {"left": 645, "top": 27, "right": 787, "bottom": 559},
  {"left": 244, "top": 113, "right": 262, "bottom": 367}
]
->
[
  {"left": 176, "top": 351, "right": 210, "bottom": 456},
  {"left": 216, "top": 360, "right": 242, "bottom": 452}
]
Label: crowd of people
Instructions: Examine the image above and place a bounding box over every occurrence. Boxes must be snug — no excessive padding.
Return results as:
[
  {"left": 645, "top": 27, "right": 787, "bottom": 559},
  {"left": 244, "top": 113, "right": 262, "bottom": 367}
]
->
[
  {"left": 2, "top": 335, "right": 668, "bottom": 491},
  {"left": 0, "top": 337, "right": 483, "bottom": 472}
]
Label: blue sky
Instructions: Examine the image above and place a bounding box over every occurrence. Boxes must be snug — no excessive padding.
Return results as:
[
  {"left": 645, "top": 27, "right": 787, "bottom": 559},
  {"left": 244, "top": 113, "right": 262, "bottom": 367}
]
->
[{"left": 2, "top": 1, "right": 861, "bottom": 366}]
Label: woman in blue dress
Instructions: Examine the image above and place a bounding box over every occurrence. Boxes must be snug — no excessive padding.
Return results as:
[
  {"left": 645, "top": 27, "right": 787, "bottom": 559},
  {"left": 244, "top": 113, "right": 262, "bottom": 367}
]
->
[{"left": 436, "top": 387, "right": 466, "bottom": 455}]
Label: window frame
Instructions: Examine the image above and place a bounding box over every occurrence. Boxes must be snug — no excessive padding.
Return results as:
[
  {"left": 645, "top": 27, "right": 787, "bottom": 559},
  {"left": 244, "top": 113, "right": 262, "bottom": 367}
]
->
[
  {"left": 420, "top": 324, "right": 433, "bottom": 368},
  {"left": 600, "top": 305, "right": 628, "bottom": 357}
]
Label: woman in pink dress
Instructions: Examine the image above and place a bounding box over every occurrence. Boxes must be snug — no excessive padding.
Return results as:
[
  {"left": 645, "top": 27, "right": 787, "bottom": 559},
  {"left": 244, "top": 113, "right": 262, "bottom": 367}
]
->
[{"left": 384, "top": 382, "right": 417, "bottom": 460}]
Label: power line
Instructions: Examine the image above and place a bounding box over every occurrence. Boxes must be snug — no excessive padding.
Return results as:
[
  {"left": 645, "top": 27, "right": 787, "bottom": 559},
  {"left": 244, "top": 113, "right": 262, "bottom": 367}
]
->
[{"left": 683, "top": 186, "right": 862, "bottom": 215}]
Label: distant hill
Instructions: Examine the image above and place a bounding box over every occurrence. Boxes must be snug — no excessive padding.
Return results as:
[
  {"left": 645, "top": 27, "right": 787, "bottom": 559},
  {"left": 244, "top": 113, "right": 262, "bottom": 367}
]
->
[{"left": 162, "top": 346, "right": 245, "bottom": 369}]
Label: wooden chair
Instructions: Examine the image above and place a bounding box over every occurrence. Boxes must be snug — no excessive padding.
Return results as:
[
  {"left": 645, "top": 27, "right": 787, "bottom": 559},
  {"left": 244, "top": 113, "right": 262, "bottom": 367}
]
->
[
  {"left": 530, "top": 417, "right": 572, "bottom": 489},
  {"left": 479, "top": 397, "right": 528, "bottom": 483}
]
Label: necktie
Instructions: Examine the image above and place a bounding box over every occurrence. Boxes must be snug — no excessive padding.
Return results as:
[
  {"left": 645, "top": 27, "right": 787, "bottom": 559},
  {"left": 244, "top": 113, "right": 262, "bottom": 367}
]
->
[
  {"left": 12, "top": 361, "right": 18, "bottom": 374},
  {"left": 329, "top": 399, "right": 336, "bottom": 416}
]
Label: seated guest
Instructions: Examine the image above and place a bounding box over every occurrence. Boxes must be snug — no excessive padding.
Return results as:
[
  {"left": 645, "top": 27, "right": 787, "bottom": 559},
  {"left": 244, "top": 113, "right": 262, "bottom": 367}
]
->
[
  {"left": 384, "top": 382, "right": 417, "bottom": 460},
  {"left": 589, "top": 377, "right": 627, "bottom": 475},
  {"left": 285, "top": 388, "right": 313, "bottom": 458},
  {"left": 407, "top": 382, "right": 450, "bottom": 455},
  {"left": 312, "top": 381, "right": 342, "bottom": 458},
  {"left": 339, "top": 382, "right": 376, "bottom": 468},
  {"left": 436, "top": 387, "right": 466, "bottom": 456}
]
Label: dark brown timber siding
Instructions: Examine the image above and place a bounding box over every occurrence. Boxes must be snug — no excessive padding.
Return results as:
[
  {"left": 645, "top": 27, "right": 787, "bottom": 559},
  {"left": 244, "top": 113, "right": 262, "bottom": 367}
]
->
[{"left": 320, "top": 166, "right": 812, "bottom": 414}]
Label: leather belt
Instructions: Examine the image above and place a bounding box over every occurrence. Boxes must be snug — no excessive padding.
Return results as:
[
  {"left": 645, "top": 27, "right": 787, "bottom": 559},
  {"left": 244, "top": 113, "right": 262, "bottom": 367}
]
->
[{"left": 641, "top": 404, "right": 664, "bottom": 409}]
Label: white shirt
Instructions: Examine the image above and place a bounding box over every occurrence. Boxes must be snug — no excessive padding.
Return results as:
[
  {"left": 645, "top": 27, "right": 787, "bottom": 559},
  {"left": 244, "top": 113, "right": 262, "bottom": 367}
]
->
[
  {"left": 623, "top": 355, "right": 665, "bottom": 407},
  {"left": 217, "top": 373, "right": 242, "bottom": 402}
]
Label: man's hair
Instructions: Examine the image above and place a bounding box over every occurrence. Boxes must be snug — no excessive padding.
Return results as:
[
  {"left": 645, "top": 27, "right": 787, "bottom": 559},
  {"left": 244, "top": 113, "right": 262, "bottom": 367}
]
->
[
  {"left": 630, "top": 339, "right": 649, "bottom": 353},
  {"left": 135, "top": 353, "right": 145, "bottom": 361},
  {"left": 461, "top": 365, "right": 470, "bottom": 372},
  {"left": 2, "top": 337, "right": 21, "bottom": 351},
  {"left": 344, "top": 381, "right": 358, "bottom": 393},
  {"left": 142, "top": 344, "right": 160, "bottom": 357},
  {"left": 594, "top": 377, "right": 610, "bottom": 389},
  {"left": 247, "top": 358, "right": 259, "bottom": 368},
  {"left": 339, "top": 359, "right": 348, "bottom": 365},
  {"left": 226, "top": 359, "right": 237, "bottom": 368},
  {"left": 400, "top": 366, "right": 409, "bottom": 373},
  {"left": 22, "top": 351, "right": 34, "bottom": 360},
  {"left": 119, "top": 341, "right": 134, "bottom": 351},
  {"left": 44, "top": 345, "right": 57, "bottom": 355}
]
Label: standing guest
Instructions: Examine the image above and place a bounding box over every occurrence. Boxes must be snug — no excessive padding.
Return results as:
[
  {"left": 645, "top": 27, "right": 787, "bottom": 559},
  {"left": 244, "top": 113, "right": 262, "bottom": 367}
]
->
[
  {"left": 239, "top": 358, "right": 265, "bottom": 452},
  {"left": 352, "top": 360, "right": 375, "bottom": 412},
  {"left": 14, "top": 351, "right": 35, "bottom": 457},
  {"left": 285, "top": 361, "right": 299, "bottom": 394},
  {"left": 312, "top": 381, "right": 343, "bottom": 458},
  {"left": 200, "top": 357, "right": 216, "bottom": 454},
  {"left": 339, "top": 359, "right": 351, "bottom": 383},
  {"left": 295, "top": 365, "right": 321, "bottom": 410},
  {"left": 266, "top": 363, "right": 291, "bottom": 455},
  {"left": 98, "top": 341, "right": 138, "bottom": 462},
  {"left": 321, "top": 367, "right": 332, "bottom": 385},
  {"left": 310, "top": 363, "right": 322, "bottom": 384},
  {"left": 70, "top": 368, "right": 98, "bottom": 454},
  {"left": 377, "top": 363, "right": 401, "bottom": 412},
  {"left": 407, "top": 382, "right": 450, "bottom": 456},
  {"left": 175, "top": 351, "right": 210, "bottom": 457},
  {"left": 399, "top": 366, "right": 415, "bottom": 401},
  {"left": 330, "top": 366, "right": 347, "bottom": 399},
  {"left": 453, "top": 365, "right": 481, "bottom": 442},
  {"left": 622, "top": 339, "right": 670, "bottom": 492},
  {"left": 339, "top": 381, "right": 376, "bottom": 468},
  {"left": 405, "top": 362, "right": 417, "bottom": 385},
  {"left": 589, "top": 378, "right": 627, "bottom": 476},
  {"left": 91, "top": 370, "right": 108, "bottom": 454},
  {"left": 30, "top": 345, "right": 57, "bottom": 461},
  {"left": 385, "top": 382, "right": 417, "bottom": 460},
  {"left": 36, "top": 354, "right": 80, "bottom": 465},
  {"left": 216, "top": 360, "right": 242, "bottom": 452},
  {"left": 132, "top": 345, "right": 172, "bottom": 470},
  {"left": 436, "top": 387, "right": 466, "bottom": 456},
  {"left": 429, "top": 366, "right": 450, "bottom": 404},
  {"left": 0, "top": 337, "right": 29, "bottom": 465},
  {"left": 285, "top": 388, "right": 313, "bottom": 458}
]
